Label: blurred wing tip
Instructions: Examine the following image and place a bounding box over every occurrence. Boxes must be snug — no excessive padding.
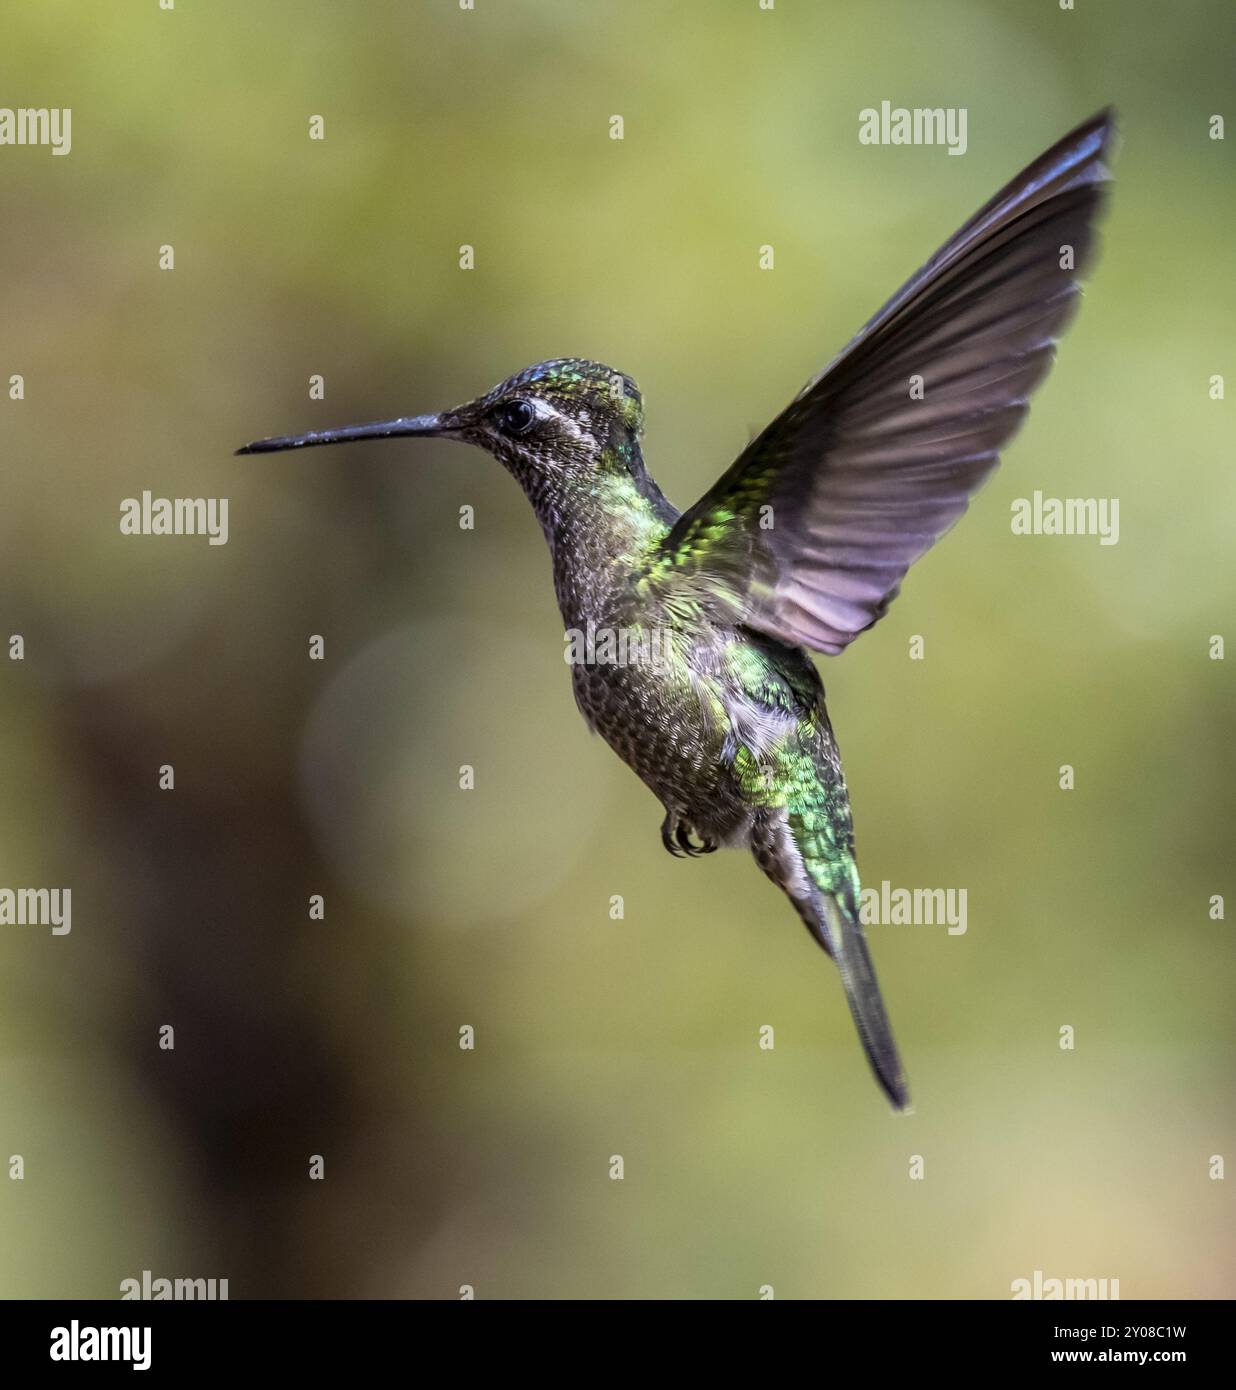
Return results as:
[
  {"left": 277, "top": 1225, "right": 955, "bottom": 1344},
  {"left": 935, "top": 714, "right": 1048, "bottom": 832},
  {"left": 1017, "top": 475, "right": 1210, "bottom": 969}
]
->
[
  {"left": 1090, "top": 104, "right": 1119, "bottom": 136},
  {"left": 1072, "top": 104, "right": 1117, "bottom": 145},
  {"left": 1074, "top": 105, "right": 1120, "bottom": 175}
]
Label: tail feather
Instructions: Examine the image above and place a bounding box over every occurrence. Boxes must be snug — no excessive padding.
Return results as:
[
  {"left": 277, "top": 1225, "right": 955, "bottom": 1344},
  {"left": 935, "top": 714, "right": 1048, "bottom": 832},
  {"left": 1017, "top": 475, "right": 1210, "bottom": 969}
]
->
[
  {"left": 749, "top": 807, "right": 910, "bottom": 1110},
  {"left": 816, "top": 891, "right": 910, "bottom": 1111}
]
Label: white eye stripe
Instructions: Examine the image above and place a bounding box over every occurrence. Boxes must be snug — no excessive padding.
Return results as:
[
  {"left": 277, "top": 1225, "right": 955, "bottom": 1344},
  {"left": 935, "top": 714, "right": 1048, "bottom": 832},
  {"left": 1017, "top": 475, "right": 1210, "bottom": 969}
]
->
[{"left": 531, "top": 399, "right": 594, "bottom": 444}]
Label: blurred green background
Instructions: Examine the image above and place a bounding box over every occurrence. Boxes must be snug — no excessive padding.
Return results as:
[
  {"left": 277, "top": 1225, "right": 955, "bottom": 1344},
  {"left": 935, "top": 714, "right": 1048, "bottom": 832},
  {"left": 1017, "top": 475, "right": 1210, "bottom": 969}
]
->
[{"left": 1, "top": 0, "right": 1233, "bottom": 1299}]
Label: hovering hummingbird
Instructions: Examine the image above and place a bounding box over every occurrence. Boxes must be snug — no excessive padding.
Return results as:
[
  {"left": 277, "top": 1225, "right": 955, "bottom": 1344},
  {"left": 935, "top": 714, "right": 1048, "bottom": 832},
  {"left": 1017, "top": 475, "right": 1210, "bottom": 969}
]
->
[{"left": 240, "top": 110, "right": 1114, "bottom": 1109}]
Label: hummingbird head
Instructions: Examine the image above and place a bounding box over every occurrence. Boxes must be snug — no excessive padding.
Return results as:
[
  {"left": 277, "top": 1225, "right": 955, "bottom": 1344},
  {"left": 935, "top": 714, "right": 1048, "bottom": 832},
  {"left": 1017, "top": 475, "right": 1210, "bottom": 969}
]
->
[
  {"left": 237, "top": 357, "right": 673, "bottom": 546},
  {"left": 451, "top": 359, "right": 646, "bottom": 479},
  {"left": 236, "top": 357, "right": 645, "bottom": 483}
]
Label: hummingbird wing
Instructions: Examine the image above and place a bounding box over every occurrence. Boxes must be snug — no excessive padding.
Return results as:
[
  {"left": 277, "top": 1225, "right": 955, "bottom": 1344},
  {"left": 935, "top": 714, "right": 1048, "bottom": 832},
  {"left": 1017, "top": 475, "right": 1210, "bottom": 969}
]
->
[{"left": 647, "top": 109, "right": 1115, "bottom": 655}]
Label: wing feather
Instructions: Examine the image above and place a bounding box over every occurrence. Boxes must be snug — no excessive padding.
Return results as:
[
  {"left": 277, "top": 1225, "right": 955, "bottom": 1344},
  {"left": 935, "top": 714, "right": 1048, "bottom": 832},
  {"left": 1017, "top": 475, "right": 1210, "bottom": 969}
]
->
[{"left": 647, "top": 110, "right": 1116, "bottom": 655}]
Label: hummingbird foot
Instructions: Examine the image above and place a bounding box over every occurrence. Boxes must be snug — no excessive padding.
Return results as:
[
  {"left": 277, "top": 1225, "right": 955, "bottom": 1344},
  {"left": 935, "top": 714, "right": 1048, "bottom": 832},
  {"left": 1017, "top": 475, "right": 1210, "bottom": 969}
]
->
[{"left": 660, "top": 810, "right": 717, "bottom": 859}]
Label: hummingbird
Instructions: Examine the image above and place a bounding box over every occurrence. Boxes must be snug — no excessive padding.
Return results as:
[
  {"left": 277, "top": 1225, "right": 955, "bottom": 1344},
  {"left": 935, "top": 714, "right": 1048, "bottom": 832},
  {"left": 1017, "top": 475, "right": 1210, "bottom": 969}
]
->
[{"left": 239, "top": 110, "right": 1114, "bottom": 1110}]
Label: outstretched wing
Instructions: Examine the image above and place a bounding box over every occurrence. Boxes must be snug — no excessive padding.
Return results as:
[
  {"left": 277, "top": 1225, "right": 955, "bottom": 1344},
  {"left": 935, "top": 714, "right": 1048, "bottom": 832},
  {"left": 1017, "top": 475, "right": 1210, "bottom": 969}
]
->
[{"left": 646, "top": 109, "right": 1115, "bottom": 655}]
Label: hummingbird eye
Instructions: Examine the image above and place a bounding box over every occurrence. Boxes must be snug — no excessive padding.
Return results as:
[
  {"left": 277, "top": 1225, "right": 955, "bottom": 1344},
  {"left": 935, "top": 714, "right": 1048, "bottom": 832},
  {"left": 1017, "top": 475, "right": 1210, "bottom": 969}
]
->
[{"left": 497, "top": 399, "right": 537, "bottom": 437}]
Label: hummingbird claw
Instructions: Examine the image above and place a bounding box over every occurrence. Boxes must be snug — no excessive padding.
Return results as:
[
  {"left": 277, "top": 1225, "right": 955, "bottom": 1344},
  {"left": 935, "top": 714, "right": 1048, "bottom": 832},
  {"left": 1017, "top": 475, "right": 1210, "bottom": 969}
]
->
[
  {"left": 662, "top": 814, "right": 716, "bottom": 859},
  {"left": 661, "top": 814, "right": 686, "bottom": 858}
]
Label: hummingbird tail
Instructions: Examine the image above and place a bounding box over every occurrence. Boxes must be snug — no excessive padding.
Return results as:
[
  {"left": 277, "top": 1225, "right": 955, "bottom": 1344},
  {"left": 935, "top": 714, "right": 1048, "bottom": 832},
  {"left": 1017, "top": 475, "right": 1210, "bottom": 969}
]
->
[
  {"left": 815, "top": 890, "right": 910, "bottom": 1112},
  {"left": 751, "top": 809, "right": 910, "bottom": 1110}
]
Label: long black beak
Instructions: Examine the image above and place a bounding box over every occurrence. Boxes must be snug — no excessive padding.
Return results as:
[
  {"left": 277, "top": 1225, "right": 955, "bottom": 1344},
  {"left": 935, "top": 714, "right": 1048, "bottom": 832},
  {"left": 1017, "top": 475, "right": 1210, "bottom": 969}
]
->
[{"left": 235, "top": 413, "right": 453, "bottom": 456}]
